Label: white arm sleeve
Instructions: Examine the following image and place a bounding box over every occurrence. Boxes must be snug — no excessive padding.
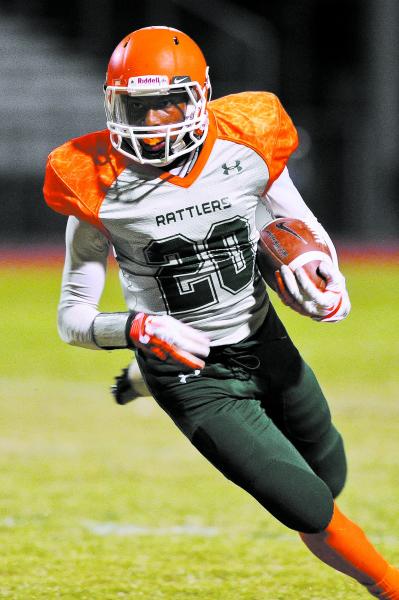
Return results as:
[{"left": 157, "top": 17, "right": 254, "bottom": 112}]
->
[
  {"left": 256, "top": 167, "right": 338, "bottom": 266},
  {"left": 58, "top": 216, "right": 110, "bottom": 349}
]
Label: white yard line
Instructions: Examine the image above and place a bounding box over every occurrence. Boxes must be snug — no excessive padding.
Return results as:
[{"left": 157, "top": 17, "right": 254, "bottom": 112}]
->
[
  {"left": 81, "top": 520, "right": 219, "bottom": 537},
  {"left": 2, "top": 516, "right": 399, "bottom": 547}
]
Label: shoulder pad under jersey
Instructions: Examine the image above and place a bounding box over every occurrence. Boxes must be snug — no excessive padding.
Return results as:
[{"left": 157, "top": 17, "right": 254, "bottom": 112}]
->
[
  {"left": 209, "top": 92, "right": 298, "bottom": 188},
  {"left": 43, "top": 130, "right": 129, "bottom": 231}
]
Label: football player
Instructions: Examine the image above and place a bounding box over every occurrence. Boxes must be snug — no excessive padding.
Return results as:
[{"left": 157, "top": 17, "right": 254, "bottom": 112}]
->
[{"left": 44, "top": 26, "right": 399, "bottom": 598}]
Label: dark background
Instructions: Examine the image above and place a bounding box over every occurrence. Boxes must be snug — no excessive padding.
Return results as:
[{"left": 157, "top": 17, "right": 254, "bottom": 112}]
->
[{"left": 1, "top": 0, "right": 398, "bottom": 243}]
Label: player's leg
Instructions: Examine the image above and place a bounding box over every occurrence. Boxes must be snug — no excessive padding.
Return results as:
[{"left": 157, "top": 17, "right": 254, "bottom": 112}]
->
[
  {"left": 256, "top": 304, "right": 399, "bottom": 598},
  {"left": 137, "top": 349, "right": 335, "bottom": 534},
  {"left": 288, "top": 385, "right": 347, "bottom": 500},
  {"left": 276, "top": 367, "right": 399, "bottom": 597},
  {"left": 301, "top": 504, "right": 399, "bottom": 599},
  {"left": 263, "top": 351, "right": 347, "bottom": 499},
  {"left": 139, "top": 345, "right": 399, "bottom": 597},
  {"left": 250, "top": 302, "right": 346, "bottom": 497}
]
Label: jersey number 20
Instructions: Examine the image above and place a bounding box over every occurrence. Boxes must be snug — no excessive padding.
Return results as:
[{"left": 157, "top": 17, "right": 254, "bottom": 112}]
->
[{"left": 144, "top": 216, "right": 255, "bottom": 314}]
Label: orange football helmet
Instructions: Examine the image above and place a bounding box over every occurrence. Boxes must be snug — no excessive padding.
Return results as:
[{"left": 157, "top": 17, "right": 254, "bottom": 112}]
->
[{"left": 104, "top": 26, "right": 211, "bottom": 165}]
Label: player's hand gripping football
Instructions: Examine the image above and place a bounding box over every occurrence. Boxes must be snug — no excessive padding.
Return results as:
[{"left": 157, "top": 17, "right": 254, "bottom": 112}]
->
[
  {"left": 129, "top": 313, "right": 210, "bottom": 369},
  {"left": 275, "top": 261, "right": 351, "bottom": 322}
]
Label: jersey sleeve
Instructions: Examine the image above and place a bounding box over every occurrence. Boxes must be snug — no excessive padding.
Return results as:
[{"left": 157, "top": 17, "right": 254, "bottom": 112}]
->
[
  {"left": 209, "top": 92, "right": 298, "bottom": 189},
  {"left": 58, "top": 216, "right": 134, "bottom": 350},
  {"left": 261, "top": 167, "right": 314, "bottom": 222},
  {"left": 58, "top": 216, "right": 110, "bottom": 349}
]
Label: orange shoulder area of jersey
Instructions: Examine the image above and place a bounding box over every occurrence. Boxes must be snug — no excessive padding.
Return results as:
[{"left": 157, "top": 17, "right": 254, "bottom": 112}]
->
[
  {"left": 43, "top": 130, "right": 129, "bottom": 233},
  {"left": 209, "top": 92, "right": 298, "bottom": 189}
]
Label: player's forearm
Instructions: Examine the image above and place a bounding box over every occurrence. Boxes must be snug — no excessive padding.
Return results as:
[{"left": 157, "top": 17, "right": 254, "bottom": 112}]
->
[
  {"left": 58, "top": 216, "right": 116, "bottom": 349},
  {"left": 58, "top": 308, "right": 136, "bottom": 350}
]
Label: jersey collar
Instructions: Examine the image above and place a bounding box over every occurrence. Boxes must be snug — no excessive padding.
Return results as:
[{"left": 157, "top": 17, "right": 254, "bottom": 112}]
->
[{"left": 158, "top": 109, "right": 217, "bottom": 188}]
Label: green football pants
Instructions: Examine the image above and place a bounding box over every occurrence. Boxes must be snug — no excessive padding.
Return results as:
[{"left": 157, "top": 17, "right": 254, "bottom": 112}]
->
[{"left": 136, "top": 304, "right": 347, "bottom": 533}]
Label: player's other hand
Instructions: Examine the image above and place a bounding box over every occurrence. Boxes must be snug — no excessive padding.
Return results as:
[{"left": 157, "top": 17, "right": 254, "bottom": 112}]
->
[
  {"left": 129, "top": 313, "right": 210, "bottom": 369},
  {"left": 275, "top": 261, "right": 351, "bottom": 322}
]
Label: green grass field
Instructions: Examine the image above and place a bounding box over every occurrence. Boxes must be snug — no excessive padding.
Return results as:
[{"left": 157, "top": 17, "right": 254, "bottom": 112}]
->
[{"left": 1, "top": 258, "right": 398, "bottom": 599}]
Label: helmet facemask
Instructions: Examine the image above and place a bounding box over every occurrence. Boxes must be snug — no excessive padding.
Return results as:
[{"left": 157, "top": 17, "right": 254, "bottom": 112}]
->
[{"left": 104, "top": 71, "right": 210, "bottom": 166}]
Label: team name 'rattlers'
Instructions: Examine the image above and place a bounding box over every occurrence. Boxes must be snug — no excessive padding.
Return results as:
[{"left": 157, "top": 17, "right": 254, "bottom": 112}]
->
[{"left": 155, "top": 197, "right": 231, "bottom": 226}]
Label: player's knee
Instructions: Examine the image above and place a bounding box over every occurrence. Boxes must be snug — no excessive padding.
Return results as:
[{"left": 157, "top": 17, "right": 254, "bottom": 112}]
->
[{"left": 250, "top": 460, "right": 334, "bottom": 534}]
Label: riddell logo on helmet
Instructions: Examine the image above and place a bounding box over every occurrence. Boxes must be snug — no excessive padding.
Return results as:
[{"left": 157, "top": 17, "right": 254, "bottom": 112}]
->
[{"left": 128, "top": 75, "right": 169, "bottom": 88}]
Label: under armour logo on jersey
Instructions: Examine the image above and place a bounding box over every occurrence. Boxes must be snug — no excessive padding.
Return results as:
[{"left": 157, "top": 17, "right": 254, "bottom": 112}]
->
[
  {"left": 178, "top": 369, "right": 201, "bottom": 384},
  {"left": 222, "top": 160, "right": 243, "bottom": 175}
]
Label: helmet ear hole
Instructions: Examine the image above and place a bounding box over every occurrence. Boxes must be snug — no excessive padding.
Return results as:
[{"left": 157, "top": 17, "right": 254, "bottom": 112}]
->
[{"left": 173, "top": 36, "right": 179, "bottom": 45}]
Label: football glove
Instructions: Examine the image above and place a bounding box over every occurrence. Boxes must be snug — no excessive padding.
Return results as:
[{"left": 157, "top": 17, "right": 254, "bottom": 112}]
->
[
  {"left": 129, "top": 313, "right": 210, "bottom": 369},
  {"left": 275, "top": 261, "right": 351, "bottom": 322}
]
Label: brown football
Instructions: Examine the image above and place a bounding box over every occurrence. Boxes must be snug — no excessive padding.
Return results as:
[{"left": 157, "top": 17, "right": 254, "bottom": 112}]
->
[{"left": 257, "top": 218, "right": 332, "bottom": 292}]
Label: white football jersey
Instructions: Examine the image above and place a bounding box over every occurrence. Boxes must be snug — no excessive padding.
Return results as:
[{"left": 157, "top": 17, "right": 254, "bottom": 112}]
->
[{"left": 99, "top": 135, "right": 270, "bottom": 344}]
